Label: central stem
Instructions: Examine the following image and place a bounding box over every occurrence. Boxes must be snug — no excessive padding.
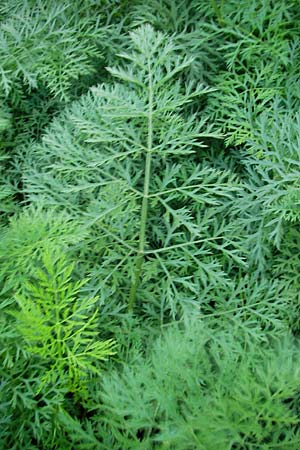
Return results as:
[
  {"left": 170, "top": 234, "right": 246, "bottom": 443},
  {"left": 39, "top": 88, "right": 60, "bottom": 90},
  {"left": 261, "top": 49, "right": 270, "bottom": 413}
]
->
[
  {"left": 210, "top": 0, "right": 224, "bottom": 26},
  {"left": 128, "top": 63, "right": 153, "bottom": 312}
]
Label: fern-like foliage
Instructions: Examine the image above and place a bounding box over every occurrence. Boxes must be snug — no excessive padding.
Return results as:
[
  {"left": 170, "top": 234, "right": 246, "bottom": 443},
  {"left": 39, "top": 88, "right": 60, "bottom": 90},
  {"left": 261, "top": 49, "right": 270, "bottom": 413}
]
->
[
  {"left": 273, "top": 227, "right": 300, "bottom": 334},
  {"left": 228, "top": 105, "right": 300, "bottom": 277},
  {"left": 97, "top": 322, "right": 300, "bottom": 449},
  {"left": 11, "top": 248, "right": 116, "bottom": 394},
  {"left": 0, "top": 0, "right": 105, "bottom": 101},
  {"left": 0, "top": 246, "right": 115, "bottom": 449},
  {"left": 130, "top": 0, "right": 222, "bottom": 84},
  {"left": 2, "top": 2, "right": 300, "bottom": 448},
  {"left": 201, "top": 0, "right": 300, "bottom": 279},
  {"left": 22, "top": 24, "right": 245, "bottom": 319},
  {"left": 0, "top": 0, "right": 120, "bottom": 229},
  {"left": 247, "top": 109, "right": 300, "bottom": 236},
  {"left": 0, "top": 206, "right": 87, "bottom": 289},
  {"left": 207, "top": 0, "right": 299, "bottom": 146},
  {"left": 0, "top": 154, "right": 17, "bottom": 221}
]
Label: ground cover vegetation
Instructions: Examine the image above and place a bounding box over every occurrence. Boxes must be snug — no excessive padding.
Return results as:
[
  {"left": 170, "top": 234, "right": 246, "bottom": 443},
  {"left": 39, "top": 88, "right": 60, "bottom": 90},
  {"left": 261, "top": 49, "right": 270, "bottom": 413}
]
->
[{"left": 1, "top": 0, "right": 300, "bottom": 448}]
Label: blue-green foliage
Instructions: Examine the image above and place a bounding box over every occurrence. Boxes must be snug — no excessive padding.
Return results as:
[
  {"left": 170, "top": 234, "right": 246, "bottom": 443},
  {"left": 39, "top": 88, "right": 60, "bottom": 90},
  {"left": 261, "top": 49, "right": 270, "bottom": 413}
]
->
[
  {"left": 0, "top": 0, "right": 105, "bottom": 101},
  {"left": 97, "top": 323, "right": 300, "bottom": 449},
  {"left": 22, "top": 25, "right": 246, "bottom": 319}
]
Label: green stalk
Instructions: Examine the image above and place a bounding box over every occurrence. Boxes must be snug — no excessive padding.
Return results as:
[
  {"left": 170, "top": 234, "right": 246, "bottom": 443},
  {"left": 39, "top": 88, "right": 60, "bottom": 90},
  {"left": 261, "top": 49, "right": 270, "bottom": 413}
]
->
[
  {"left": 210, "top": 0, "right": 224, "bottom": 26},
  {"left": 128, "top": 62, "right": 153, "bottom": 312},
  {"left": 54, "top": 288, "right": 63, "bottom": 361}
]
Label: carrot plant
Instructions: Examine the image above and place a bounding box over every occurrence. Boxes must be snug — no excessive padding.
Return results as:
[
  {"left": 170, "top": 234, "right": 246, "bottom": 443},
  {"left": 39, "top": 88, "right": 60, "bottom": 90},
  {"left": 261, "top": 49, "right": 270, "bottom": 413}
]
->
[
  {"left": 23, "top": 25, "right": 245, "bottom": 318},
  {"left": 1, "top": 1, "right": 300, "bottom": 448}
]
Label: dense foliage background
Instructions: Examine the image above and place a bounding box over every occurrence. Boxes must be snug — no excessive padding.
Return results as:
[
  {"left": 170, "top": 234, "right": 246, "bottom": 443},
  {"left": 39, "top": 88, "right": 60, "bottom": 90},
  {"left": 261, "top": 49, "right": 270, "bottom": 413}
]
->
[{"left": 1, "top": 1, "right": 300, "bottom": 448}]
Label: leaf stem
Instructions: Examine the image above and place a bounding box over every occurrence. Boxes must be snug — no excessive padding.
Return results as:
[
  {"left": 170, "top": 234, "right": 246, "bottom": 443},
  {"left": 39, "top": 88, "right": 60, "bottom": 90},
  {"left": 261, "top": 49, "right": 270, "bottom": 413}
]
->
[
  {"left": 128, "top": 59, "right": 153, "bottom": 312},
  {"left": 210, "top": 0, "right": 224, "bottom": 26}
]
